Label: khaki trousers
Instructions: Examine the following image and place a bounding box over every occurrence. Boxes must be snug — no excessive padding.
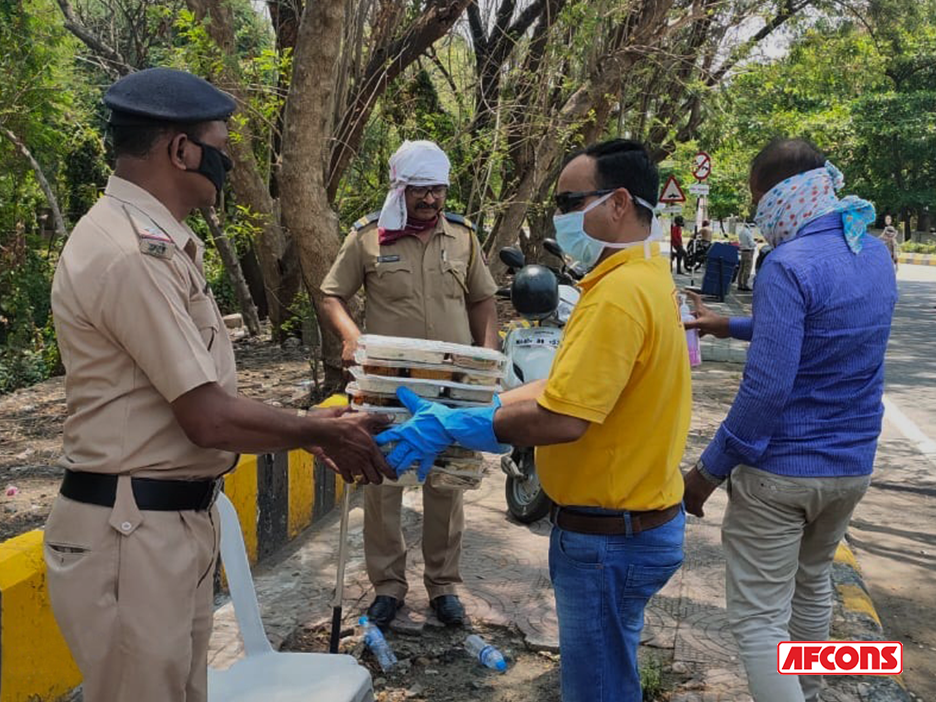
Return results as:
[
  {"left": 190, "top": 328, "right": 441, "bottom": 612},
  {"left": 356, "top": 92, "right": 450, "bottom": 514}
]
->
[
  {"left": 723, "top": 466, "right": 870, "bottom": 702},
  {"left": 44, "top": 496, "right": 218, "bottom": 702},
  {"left": 363, "top": 482, "right": 464, "bottom": 601}
]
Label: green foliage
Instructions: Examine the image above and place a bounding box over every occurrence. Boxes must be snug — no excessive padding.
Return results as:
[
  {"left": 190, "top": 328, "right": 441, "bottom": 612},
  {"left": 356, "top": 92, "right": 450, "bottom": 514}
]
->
[
  {"left": 639, "top": 656, "right": 665, "bottom": 701},
  {"left": 901, "top": 242, "right": 936, "bottom": 254},
  {"left": 0, "top": 0, "right": 84, "bottom": 393},
  {"left": 707, "top": 3, "right": 936, "bottom": 222},
  {"left": 0, "top": 233, "right": 60, "bottom": 394}
]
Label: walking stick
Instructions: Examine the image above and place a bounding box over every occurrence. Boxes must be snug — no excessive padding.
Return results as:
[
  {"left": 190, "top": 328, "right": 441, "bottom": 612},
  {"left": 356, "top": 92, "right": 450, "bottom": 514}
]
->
[{"left": 329, "top": 480, "right": 352, "bottom": 654}]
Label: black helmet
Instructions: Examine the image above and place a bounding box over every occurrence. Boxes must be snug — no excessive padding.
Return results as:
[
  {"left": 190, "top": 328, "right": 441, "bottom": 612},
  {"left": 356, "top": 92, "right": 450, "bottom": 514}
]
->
[{"left": 512, "top": 265, "right": 559, "bottom": 321}]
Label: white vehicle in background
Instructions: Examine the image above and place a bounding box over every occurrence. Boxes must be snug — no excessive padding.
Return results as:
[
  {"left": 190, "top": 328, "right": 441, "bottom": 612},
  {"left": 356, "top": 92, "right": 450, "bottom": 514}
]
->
[{"left": 496, "top": 239, "right": 582, "bottom": 523}]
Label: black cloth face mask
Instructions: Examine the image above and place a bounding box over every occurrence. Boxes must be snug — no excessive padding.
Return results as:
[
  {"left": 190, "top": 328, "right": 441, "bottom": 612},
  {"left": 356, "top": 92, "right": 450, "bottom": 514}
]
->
[{"left": 183, "top": 136, "right": 233, "bottom": 194}]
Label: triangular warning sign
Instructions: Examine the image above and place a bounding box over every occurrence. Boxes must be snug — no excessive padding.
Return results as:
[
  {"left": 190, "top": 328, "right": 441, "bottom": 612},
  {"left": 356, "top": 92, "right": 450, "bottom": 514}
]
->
[{"left": 659, "top": 175, "right": 686, "bottom": 203}]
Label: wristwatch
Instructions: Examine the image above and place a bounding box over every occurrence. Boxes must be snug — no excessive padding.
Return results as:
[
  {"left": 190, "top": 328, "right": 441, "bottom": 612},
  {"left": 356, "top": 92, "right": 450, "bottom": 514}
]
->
[{"left": 696, "top": 459, "right": 725, "bottom": 486}]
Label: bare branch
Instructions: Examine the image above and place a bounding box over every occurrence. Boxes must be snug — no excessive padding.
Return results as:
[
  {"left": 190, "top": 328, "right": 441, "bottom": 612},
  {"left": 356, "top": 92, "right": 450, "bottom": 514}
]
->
[
  {"left": 1, "top": 127, "right": 69, "bottom": 242},
  {"left": 199, "top": 207, "right": 262, "bottom": 336},
  {"left": 55, "top": 0, "right": 131, "bottom": 77},
  {"left": 326, "top": 0, "right": 473, "bottom": 199}
]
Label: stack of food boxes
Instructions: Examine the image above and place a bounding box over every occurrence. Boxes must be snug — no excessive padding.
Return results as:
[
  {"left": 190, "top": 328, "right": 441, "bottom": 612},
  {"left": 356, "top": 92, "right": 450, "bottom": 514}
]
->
[{"left": 347, "top": 335, "right": 507, "bottom": 489}]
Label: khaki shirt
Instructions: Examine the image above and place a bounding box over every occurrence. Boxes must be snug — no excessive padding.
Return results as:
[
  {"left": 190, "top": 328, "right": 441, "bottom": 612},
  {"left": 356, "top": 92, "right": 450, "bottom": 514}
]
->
[
  {"left": 321, "top": 216, "right": 497, "bottom": 344},
  {"left": 52, "top": 176, "right": 238, "bottom": 482}
]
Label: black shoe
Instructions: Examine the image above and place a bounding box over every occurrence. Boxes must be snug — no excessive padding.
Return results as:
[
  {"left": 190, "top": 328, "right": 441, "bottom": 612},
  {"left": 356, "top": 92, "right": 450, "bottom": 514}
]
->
[
  {"left": 430, "top": 594, "right": 465, "bottom": 626},
  {"left": 366, "top": 596, "right": 401, "bottom": 628}
]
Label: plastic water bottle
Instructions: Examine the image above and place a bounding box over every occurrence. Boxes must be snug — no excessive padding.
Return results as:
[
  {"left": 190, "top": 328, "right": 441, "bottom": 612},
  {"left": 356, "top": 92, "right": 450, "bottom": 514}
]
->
[
  {"left": 464, "top": 634, "right": 507, "bottom": 672},
  {"left": 680, "top": 296, "right": 702, "bottom": 367},
  {"left": 359, "top": 616, "right": 398, "bottom": 671}
]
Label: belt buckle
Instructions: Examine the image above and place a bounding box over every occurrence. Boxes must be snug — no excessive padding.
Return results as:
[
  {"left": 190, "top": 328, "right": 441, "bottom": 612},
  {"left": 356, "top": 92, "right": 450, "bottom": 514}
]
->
[{"left": 201, "top": 479, "right": 223, "bottom": 511}]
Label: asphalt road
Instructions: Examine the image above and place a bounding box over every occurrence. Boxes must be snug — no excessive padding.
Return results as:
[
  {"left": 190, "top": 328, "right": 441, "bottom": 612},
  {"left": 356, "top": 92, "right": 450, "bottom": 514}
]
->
[{"left": 849, "top": 263, "right": 936, "bottom": 700}]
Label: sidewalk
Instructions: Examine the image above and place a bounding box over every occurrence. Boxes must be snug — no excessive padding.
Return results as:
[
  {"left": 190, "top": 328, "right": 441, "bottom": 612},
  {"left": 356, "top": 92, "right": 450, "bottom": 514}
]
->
[{"left": 207, "top": 365, "right": 898, "bottom": 701}]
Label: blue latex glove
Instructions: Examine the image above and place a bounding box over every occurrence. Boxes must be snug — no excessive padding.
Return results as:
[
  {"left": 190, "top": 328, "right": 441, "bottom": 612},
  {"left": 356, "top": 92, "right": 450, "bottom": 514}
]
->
[{"left": 375, "top": 387, "right": 510, "bottom": 481}]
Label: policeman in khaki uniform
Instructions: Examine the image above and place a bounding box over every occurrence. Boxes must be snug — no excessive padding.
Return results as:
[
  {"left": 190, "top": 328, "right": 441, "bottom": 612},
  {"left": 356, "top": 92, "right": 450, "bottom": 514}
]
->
[
  {"left": 320, "top": 140, "right": 498, "bottom": 627},
  {"left": 46, "top": 68, "right": 391, "bottom": 702}
]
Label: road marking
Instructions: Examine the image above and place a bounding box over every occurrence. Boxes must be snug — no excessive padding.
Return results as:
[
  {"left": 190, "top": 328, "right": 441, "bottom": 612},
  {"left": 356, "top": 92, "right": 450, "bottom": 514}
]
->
[{"left": 882, "top": 394, "right": 936, "bottom": 462}]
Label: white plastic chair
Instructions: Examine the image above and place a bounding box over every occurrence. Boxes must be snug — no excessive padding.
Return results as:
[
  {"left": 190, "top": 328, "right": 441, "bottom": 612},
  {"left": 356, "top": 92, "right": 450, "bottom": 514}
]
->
[{"left": 209, "top": 493, "right": 374, "bottom": 702}]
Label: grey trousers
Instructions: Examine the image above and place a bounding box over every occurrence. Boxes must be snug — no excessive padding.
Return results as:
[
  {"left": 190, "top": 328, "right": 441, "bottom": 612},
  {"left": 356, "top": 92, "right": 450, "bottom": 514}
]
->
[{"left": 723, "top": 466, "right": 870, "bottom": 702}]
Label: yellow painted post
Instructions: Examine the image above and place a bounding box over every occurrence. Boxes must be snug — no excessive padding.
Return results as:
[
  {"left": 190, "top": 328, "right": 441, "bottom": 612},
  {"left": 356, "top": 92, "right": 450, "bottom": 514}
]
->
[
  {"left": 288, "top": 450, "right": 315, "bottom": 538},
  {"left": 0, "top": 531, "right": 82, "bottom": 702}
]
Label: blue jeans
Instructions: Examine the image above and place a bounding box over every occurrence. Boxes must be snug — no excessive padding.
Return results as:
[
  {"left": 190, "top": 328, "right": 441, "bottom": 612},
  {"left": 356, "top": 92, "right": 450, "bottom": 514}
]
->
[{"left": 549, "top": 506, "right": 685, "bottom": 702}]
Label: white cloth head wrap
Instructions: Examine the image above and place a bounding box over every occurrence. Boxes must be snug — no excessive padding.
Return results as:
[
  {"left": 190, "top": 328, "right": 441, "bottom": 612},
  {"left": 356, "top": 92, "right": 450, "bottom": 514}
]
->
[{"left": 377, "top": 140, "right": 451, "bottom": 231}]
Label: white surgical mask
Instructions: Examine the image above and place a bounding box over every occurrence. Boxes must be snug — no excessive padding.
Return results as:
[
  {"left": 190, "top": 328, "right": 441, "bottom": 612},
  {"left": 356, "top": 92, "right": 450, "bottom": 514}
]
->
[{"left": 553, "top": 192, "right": 661, "bottom": 269}]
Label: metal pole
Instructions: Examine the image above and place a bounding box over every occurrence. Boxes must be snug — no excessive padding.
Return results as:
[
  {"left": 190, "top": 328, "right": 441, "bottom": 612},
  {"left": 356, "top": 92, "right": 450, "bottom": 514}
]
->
[
  {"left": 718, "top": 257, "right": 725, "bottom": 303},
  {"left": 329, "top": 481, "right": 352, "bottom": 653}
]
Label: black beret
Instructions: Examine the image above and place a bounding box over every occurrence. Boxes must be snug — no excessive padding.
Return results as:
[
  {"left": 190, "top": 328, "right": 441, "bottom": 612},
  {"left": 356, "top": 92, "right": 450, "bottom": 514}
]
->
[{"left": 104, "top": 67, "right": 236, "bottom": 125}]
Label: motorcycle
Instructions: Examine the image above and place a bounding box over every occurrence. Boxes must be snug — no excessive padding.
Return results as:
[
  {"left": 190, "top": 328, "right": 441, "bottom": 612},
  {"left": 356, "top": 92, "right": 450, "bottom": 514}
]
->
[{"left": 496, "top": 239, "right": 582, "bottom": 523}]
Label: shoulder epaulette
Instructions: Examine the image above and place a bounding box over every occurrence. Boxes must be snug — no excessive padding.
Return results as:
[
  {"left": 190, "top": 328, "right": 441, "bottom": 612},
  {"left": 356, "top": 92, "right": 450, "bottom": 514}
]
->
[
  {"left": 443, "top": 211, "right": 476, "bottom": 231},
  {"left": 352, "top": 211, "right": 381, "bottom": 231},
  {"left": 121, "top": 205, "right": 175, "bottom": 260}
]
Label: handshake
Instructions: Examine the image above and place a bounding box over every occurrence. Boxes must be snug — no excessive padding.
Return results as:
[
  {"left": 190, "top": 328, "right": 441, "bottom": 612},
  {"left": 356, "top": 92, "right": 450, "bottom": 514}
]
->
[{"left": 375, "top": 388, "right": 510, "bottom": 482}]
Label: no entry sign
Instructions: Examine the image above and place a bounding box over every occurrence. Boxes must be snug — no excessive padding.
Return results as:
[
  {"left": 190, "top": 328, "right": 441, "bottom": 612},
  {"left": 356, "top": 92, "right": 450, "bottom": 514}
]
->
[{"left": 692, "top": 151, "right": 712, "bottom": 181}]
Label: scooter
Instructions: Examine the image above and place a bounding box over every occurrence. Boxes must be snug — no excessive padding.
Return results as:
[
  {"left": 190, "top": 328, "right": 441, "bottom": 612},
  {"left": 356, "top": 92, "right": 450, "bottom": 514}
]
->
[{"left": 496, "top": 239, "right": 582, "bottom": 523}]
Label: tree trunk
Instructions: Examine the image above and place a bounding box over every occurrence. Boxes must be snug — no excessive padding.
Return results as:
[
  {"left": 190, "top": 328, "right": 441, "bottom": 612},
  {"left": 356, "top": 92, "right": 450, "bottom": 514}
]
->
[
  {"left": 239, "top": 245, "right": 269, "bottom": 318},
  {"left": 186, "top": 0, "right": 294, "bottom": 334},
  {"left": 2, "top": 128, "right": 69, "bottom": 242},
  {"left": 279, "top": 0, "right": 347, "bottom": 390},
  {"left": 199, "top": 207, "right": 261, "bottom": 336}
]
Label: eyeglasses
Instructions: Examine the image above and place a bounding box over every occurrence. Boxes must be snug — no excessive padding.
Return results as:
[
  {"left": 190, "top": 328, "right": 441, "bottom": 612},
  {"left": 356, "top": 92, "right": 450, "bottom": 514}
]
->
[
  {"left": 407, "top": 185, "right": 449, "bottom": 199},
  {"left": 554, "top": 189, "right": 615, "bottom": 214}
]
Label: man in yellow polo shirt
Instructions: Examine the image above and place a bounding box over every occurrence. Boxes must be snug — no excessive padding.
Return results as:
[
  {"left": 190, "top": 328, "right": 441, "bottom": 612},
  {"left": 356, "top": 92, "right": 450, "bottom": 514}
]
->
[{"left": 376, "top": 139, "right": 692, "bottom": 702}]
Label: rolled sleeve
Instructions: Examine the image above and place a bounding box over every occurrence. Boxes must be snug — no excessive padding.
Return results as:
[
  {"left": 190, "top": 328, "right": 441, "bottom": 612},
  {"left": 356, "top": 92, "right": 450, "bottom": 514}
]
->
[
  {"left": 466, "top": 233, "right": 497, "bottom": 303},
  {"left": 537, "top": 300, "right": 644, "bottom": 424},
  {"left": 701, "top": 261, "right": 807, "bottom": 478},
  {"left": 95, "top": 252, "right": 219, "bottom": 403},
  {"left": 321, "top": 229, "right": 364, "bottom": 300}
]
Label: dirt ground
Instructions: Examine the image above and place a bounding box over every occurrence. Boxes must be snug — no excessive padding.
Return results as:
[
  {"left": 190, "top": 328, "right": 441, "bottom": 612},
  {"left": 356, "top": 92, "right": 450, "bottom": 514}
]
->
[
  {"left": 284, "top": 621, "right": 680, "bottom": 702},
  {"left": 0, "top": 330, "right": 316, "bottom": 541}
]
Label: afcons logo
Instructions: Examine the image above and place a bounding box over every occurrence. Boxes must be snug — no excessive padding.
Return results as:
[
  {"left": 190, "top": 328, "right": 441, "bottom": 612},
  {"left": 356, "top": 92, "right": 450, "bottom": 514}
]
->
[{"left": 778, "top": 642, "right": 903, "bottom": 675}]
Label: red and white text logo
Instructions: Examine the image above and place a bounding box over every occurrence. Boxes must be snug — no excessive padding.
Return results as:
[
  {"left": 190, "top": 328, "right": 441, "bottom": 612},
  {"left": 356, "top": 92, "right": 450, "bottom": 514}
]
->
[{"left": 778, "top": 642, "right": 903, "bottom": 675}]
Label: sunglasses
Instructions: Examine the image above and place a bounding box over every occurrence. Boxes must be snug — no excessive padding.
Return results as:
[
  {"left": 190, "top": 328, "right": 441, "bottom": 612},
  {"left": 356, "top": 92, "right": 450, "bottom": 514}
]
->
[
  {"left": 407, "top": 185, "right": 449, "bottom": 199},
  {"left": 554, "top": 189, "right": 615, "bottom": 214}
]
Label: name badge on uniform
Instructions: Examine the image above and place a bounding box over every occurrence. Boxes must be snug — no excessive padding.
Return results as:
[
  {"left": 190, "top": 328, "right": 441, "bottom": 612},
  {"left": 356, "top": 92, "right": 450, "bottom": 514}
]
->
[
  {"left": 124, "top": 205, "right": 176, "bottom": 260},
  {"left": 139, "top": 237, "right": 175, "bottom": 260},
  {"left": 377, "top": 254, "right": 401, "bottom": 263}
]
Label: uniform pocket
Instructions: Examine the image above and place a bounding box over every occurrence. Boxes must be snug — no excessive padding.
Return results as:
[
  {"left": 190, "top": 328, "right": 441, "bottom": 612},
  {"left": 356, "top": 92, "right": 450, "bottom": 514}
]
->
[
  {"left": 189, "top": 296, "right": 219, "bottom": 351},
  {"left": 45, "top": 542, "right": 91, "bottom": 567},
  {"left": 442, "top": 260, "right": 468, "bottom": 299},
  {"left": 373, "top": 260, "right": 414, "bottom": 302}
]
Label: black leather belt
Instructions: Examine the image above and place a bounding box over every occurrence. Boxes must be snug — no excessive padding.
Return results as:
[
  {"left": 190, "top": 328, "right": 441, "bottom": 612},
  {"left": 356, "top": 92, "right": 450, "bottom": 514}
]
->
[
  {"left": 60, "top": 470, "right": 222, "bottom": 511},
  {"left": 550, "top": 503, "right": 681, "bottom": 536}
]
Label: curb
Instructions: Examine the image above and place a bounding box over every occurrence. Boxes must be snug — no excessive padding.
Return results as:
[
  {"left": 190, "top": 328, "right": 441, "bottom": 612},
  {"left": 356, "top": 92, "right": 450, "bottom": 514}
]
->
[
  {"left": 831, "top": 540, "right": 911, "bottom": 701},
  {"left": 700, "top": 336, "right": 748, "bottom": 364},
  {"left": 897, "top": 253, "right": 936, "bottom": 266},
  {"left": 0, "top": 395, "right": 348, "bottom": 702}
]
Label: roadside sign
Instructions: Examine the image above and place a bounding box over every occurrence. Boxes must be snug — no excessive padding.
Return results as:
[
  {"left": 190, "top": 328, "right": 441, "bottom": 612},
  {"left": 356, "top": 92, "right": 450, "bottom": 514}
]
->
[
  {"left": 688, "top": 183, "right": 710, "bottom": 195},
  {"left": 692, "top": 151, "right": 712, "bottom": 181},
  {"left": 662, "top": 205, "right": 684, "bottom": 215},
  {"left": 659, "top": 175, "right": 686, "bottom": 203}
]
